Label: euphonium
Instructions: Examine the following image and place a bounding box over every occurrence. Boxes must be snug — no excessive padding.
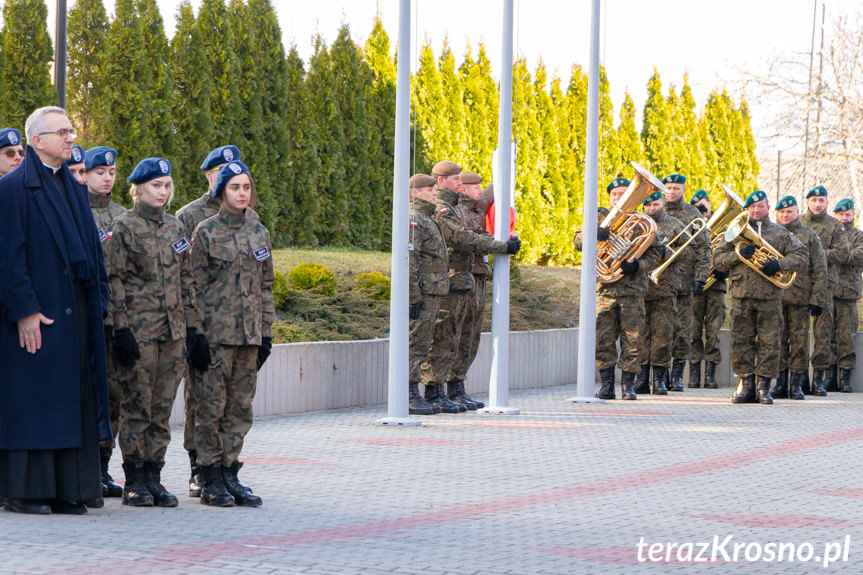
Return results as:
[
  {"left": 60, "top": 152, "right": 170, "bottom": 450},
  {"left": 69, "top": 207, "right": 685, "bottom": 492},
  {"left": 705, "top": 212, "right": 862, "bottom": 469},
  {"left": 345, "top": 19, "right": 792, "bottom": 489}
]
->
[
  {"left": 702, "top": 185, "right": 746, "bottom": 289},
  {"left": 723, "top": 211, "right": 797, "bottom": 289},
  {"left": 596, "top": 161, "right": 662, "bottom": 283}
]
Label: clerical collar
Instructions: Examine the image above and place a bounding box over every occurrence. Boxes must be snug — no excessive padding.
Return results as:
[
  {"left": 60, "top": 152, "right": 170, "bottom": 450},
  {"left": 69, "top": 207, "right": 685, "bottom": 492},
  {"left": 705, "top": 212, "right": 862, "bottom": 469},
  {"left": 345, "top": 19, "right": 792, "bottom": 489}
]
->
[{"left": 43, "top": 162, "right": 62, "bottom": 174}]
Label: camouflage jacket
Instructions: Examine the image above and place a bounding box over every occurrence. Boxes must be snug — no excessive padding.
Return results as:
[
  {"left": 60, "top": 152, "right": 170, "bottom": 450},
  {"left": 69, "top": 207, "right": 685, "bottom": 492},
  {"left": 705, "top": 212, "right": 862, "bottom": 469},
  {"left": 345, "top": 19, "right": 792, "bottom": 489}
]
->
[
  {"left": 434, "top": 187, "right": 509, "bottom": 292},
  {"left": 458, "top": 195, "right": 493, "bottom": 277},
  {"left": 106, "top": 203, "right": 196, "bottom": 342},
  {"left": 801, "top": 210, "right": 849, "bottom": 290},
  {"left": 409, "top": 198, "right": 449, "bottom": 303},
  {"left": 780, "top": 218, "right": 827, "bottom": 306},
  {"left": 175, "top": 191, "right": 261, "bottom": 239},
  {"left": 664, "top": 196, "right": 711, "bottom": 289},
  {"left": 713, "top": 215, "right": 807, "bottom": 300},
  {"left": 645, "top": 209, "right": 684, "bottom": 301},
  {"left": 89, "top": 191, "right": 127, "bottom": 233},
  {"left": 835, "top": 223, "right": 863, "bottom": 300},
  {"left": 190, "top": 206, "right": 275, "bottom": 346}
]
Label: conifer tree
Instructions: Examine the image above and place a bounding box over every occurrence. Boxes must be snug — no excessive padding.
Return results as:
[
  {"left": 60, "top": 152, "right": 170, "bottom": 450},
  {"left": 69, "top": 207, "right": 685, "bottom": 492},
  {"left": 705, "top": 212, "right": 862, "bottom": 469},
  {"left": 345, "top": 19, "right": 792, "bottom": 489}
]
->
[
  {"left": 616, "top": 91, "right": 644, "bottom": 175},
  {"left": 734, "top": 96, "right": 760, "bottom": 192},
  {"left": 703, "top": 89, "right": 737, "bottom": 192},
  {"left": 597, "top": 65, "right": 619, "bottom": 188},
  {"left": 67, "top": 0, "right": 110, "bottom": 146},
  {"left": 562, "top": 64, "right": 588, "bottom": 180},
  {"left": 414, "top": 43, "right": 446, "bottom": 163},
  {"left": 641, "top": 69, "right": 673, "bottom": 175},
  {"left": 458, "top": 43, "right": 498, "bottom": 177},
  {"left": 698, "top": 113, "right": 719, "bottom": 197},
  {"left": 551, "top": 75, "right": 581, "bottom": 265},
  {"left": 138, "top": 0, "right": 174, "bottom": 158},
  {"left": 198, "top": 0, "right": 242, "bottom": 147},
  {"left": 676, "top": 75, "right": 706, "bottom": 188},
  {"left": 436, "top": 40, "right": 467, "bottom": 163}
]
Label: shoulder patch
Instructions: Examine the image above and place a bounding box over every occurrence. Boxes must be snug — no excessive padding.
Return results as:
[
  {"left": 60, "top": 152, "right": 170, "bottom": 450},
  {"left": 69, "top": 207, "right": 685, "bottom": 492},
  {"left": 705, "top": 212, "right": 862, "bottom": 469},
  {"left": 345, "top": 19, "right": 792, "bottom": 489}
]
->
[
  {"left": 98, "top": 229, "right": 108, "bottom": 243},
  {"left": 410, "top": 221, "right": 419, "bottom": 227},
  {"left": 440, "top": 208, "right": 449, "bottom": 214},
  {"left": 172, "top": 237, "right": 191, "bottom": 254},
  {"left": 254, "top": 246, "right": 271, "bottom": 261}
]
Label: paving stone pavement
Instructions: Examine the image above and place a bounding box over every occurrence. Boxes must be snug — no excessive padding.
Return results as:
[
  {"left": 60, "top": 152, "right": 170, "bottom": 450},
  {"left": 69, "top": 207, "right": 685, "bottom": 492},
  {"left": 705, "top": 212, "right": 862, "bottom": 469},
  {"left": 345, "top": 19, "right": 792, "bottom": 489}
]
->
[{"left": 3, "top": 384, "right": 863, "bottom": 575}]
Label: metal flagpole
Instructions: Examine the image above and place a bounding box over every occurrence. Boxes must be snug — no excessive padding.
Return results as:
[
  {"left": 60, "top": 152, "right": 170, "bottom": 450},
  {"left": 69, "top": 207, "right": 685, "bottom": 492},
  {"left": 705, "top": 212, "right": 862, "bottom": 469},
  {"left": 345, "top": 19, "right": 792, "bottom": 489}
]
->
[
  {"left": 569, "top": 0, "right": 605, "bottom": 404},
  {"left": 376, "top": 0, "right": 420, "bottom": 426},
  {"left": 55, "top": 0, "right": 68, "bottom": 108},
  {"left": 479, "top": 0, "right": 519, "bottom": 415}
]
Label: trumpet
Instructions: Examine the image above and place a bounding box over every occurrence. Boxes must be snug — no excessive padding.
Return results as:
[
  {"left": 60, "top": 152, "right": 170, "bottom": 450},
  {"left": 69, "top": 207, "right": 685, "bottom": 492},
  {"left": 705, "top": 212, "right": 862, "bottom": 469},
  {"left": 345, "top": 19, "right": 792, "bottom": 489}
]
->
[
  {"left": 723, "top": 211, "right": 796, "bottom": 289},
  {"left": 648, "top": 217, "right": 707, "bottom": 284},
  {"left": 702, "top": 185, "right": 746, "bottom": 289}
]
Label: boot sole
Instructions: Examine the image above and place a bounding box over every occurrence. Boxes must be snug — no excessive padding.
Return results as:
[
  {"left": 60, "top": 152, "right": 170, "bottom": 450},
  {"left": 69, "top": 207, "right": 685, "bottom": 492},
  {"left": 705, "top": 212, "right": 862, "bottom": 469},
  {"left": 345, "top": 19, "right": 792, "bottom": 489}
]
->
[
  {"left": 122, "top": 498, "right": 154, "bottom": 507},
  {"left": 200, "top": 499, "right": 235, "bottom": 507}
]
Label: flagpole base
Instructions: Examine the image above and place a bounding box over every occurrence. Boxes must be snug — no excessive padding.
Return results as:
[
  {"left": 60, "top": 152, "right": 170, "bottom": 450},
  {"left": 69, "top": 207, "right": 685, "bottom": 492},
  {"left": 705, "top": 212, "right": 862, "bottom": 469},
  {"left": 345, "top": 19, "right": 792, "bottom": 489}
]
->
[
  {"left": 375, "top": 417, "right": 423, "bottom": 427},
  {"left": 477, "top": 406, "right": 521, "bottom": 415},
  {"left": 568, "top": 397, "right": 607, "bottom": 404}
]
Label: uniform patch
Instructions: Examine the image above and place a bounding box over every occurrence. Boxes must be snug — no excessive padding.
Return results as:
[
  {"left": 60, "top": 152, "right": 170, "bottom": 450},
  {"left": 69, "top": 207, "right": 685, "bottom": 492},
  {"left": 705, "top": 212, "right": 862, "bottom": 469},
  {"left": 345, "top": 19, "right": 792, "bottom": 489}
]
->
[
  {"left": 98, "top": 229, "right": 108, "bottom": 243},
  {"left": 254, "top": 246, "right": 271, "bottom": 261},
  {"left": 224, "top": 148, "right": 234, "bottom": 162},
  {"left": 8, "top": 132, "right": 18, "bottom": 145},
  {"left": 159, "top": 159, "right": 170, "bottom": 174},
  {"left": 72, "top": 147, "right": 82, "bottom": 162},
  {"left": 408, "top": 243, "right": 414, "bottom": 251},
  {"left": 228, "top": 162, "right": 242, "bottom": 174},
  {"left": 440, "top": 208, "right": 449, "bottom": 214},
  {"left": 410, "top": 221, "right": 418, "bottom": 227},
  {"left": 172, "top": 237, "right": 191, "bottom": 254}
]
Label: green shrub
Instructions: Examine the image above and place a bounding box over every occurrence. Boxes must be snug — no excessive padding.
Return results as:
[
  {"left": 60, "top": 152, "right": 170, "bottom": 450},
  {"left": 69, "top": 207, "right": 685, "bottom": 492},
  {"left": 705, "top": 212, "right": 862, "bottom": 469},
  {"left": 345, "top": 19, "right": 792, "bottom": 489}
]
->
[
  {"left": 354, "top": 271, "right": 390, "bottom": 301},
  {"left": 288, "top": 262, "right": 337, "bottom": 295},
  {"left": 273, "top": 270, "right": 289, "bottom": 310},
  {"left": 271, "top": 320, "right": 315, "bottom": 343}
]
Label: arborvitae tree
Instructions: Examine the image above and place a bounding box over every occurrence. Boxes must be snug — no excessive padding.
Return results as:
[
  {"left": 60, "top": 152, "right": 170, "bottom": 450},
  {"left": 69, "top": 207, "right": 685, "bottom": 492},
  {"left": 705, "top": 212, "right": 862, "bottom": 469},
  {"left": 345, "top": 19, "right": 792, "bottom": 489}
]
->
[
  {"left": 67, "top": 0, "right": 110, "bottom": 146},
  {"left": 562, "top": 64, "right": 588, "bottom": 180},
  {"left": 551, "top": 74, "right": 581, "bottom": 265},
  {"left": 597, "top": 65, "right": 619, "bottom": 188},
  {"left": 734, "top": 96, "right": 760, "bottom": 193},
  {"left": 2, "top": 0, "right": 56, "bottom": 128},
  {"left": 436, "top": 40, "right": 468, "bottom": 163},
  {"left": 676, "top": 75, "right": 706, "bottom": 188},
  {"left": 616, "top": 91, "right": 645, "bottom": 176},
  {"left": 641, "top": 69, "right": 673, "bottom": 176},
  {"left": 458, "top": 43, "right": 498, "bottom": 177},
  {"left": 198, "top": 0, "right": 242, "bottom": 147},
  {"left": 704, "top": 89, "right": 737, "bottom": 191},
  {"left": 169, "top": 0, "right": 214, "bottom": 207},
  {"left": 138, "top": 0, "right": 174, "bottom": 158},
  {"left": 414, "top": 43, "right": 446, "bottom": 163},
  {"left": 698, "top": 113, "right": 720, "bottom": 197}
]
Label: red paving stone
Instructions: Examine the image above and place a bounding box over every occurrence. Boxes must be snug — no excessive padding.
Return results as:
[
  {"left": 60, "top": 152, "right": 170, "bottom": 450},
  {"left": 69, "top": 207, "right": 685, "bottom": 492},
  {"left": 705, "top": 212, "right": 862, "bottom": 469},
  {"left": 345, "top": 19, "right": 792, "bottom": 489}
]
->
[
  {"left": 566, "top": 409, "right": 673, "bottom": 416},
  {"left": 454, "top": 421, "right": 584, "bottom": 429},
  {"left": 809, "top": 488, "right": 863, "bottom": 499},
  {"left": 686, "top": 513, "right": 862, "bottom": 529},
  {"left": 243, "top": 456, "right": 337, "bottom": 466},
  {"left": 533, "top": 545, "right": 742, "bottom": 565},
  {"left": 343, "top": 437, "right": 475, "bottom": 446}
]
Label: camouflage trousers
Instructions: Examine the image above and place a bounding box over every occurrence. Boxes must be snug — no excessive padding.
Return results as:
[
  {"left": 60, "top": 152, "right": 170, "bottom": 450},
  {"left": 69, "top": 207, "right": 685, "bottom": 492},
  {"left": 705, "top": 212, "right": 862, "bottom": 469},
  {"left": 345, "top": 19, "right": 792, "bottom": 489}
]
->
[
  {"left": 424, "top": 289, "right": 471, "bottom": 384},
  {"left": 780, "top": 303, "right": 810, "bottom": 373},
  {"left": 640, "top": 297, "right": 676, "bottom": 368},
  {"left": 810, "top": 296, "right": 835, "bottom": 368},
  {"left": 448, "top": 275, "right": 488, "bottom": 382},
  {"left": 596, "top": 293, "right": 645, "bottom": 373},
  {"left": 729, "top": 297, "right": 782, "bottom": 378},
  {"left": 99, "top": 352, "right": 122, "bottom": 448},
  {"left": 409, "top": 295, "right": 441, "bottom": 384},
  {"left": 690, "top": 289, "right": 726, "bottom": 363},
  {"left": 194, "top": 344, "right": 258, "bottom": 467},
  {"left": 118, "top": 338, "right": 185, "bottom": 462},
  {"left": 672, "top": 291, "right": 693, "bottom": 360},
  {"left": 834, "top": 298, "right": 859, "bottom": 370},
  {"left": 182, "top": 363, "right": 202, "bottom": 452}
]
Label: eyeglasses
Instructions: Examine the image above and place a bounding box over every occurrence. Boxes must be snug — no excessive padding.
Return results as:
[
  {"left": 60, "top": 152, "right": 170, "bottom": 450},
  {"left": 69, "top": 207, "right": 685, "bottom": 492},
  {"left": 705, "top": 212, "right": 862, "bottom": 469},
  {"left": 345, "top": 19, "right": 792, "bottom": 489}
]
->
[
  {"left": 1, "top": 148, "right": 23, "bottom": 158},
  {"left": 37, "top": 128, "right": 77, "bottom": 139}
]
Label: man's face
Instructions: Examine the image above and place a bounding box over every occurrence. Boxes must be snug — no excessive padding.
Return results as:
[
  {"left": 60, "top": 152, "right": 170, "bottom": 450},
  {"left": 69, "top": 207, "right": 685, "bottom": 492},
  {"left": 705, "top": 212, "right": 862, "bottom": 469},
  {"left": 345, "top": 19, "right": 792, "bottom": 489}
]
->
[
  {"left": 746, "top": 199, "right": 770, "bottom": 221},
  {"left": 0, "top": 144, "right": 24, "bottom": 176},
  {"left": 84, "top": 165, "right": 117, "bottom": 197},
  {"left": 438, "top": 173, "right": 461, "bottom": 193},
  {"left": 642, "top": 198, "right": 664, "bottom": 216},
  {"left": 807, "top": 196, "right": 827, "bottom": 215},
  {"left": 68, "top": 163, "right": 86, "bottom": 184},
  {"left": 608, "top": 186, "right": 627, "bottom": 208},
  {"left": 776, "top": 205, "right": 799, "bottom": 226},
  {"left": 460, "top": 182, "right": 483, "bottom": 201},
  {"left": 664, "top": 182, "right": 685, "bottom": 202},
  {"left": 32, "top": 112, "right": 76, "bottom": 167},
  {"left": 836, "top": 209, "right": 855, "bottom": 225},
  {"left": 694, "top": 198, "right": 712, "bottom": 217},
  {"left": 411, "top": 186, "right": 436, "bottom": 204}
]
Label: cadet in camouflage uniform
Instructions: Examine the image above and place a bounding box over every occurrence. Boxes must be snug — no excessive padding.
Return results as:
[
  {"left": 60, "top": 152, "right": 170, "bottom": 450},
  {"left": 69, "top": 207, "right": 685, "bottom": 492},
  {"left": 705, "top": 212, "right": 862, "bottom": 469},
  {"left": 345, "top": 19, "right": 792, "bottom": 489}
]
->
[
  {"left": 574, "top": 178, "right": 665, "bottom": 400},
  {"left": 832, "top": 199, "right": 863, "bottom": 392},
  {"left": 65, "top": 144, "right": 86, "bottom": 184},
  {"left": 773, "top": 195, "right": 826, "bottom": 399},
  {"left": 407, "top": 174, "right": 448, "bottom": 415},
  {"left": 661, "top": 174, "right": 711, "bottom": 391},
  {"left": 190, "top": 160, "right": 273, "bottom": 508},
  {"left": 425, "top": 160, "right": 520, "bottom": 412},
  {"left": 0, "top": 127, "right": 24, "bottom": 177},
  {"left": 106, "top": 158, "right": 197, "bottom": 508},
  {"left": 714, "top": 191, "right": 807, "bottom": 404},
  {"left": 801, "top": 185, "right": 850, "bottom": 392}
]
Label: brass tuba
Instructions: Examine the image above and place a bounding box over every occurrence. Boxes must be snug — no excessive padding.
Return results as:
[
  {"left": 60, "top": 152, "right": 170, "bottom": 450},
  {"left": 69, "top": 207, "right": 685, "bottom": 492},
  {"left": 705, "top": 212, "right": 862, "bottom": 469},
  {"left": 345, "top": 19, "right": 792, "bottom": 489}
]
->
[
  {"left": 723, "top": 211, "right": 796, "bottom": 289},
  {"left": 596, "top": 161, "right": 662, "bottom": 283},
  {"left": 702, "top": 185, "right": 746, "bottom": 289}
]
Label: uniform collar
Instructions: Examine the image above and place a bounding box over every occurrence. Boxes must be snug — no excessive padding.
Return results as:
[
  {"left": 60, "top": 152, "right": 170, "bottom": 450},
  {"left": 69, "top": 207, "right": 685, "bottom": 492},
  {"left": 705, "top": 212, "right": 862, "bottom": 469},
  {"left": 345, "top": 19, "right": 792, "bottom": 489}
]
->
[
  {"left": 134, "top": 201, "right": 164, "bottom": 223},
  {"left": 459, "top": 194, "right": 478, "bottom": 211},
  {"left": 808, "top": 209, "right": 827, "bottom": 221},
  {"left": 412, "top": 197, "right": 435, "bottom": 215},
  {"left": 219, "top": 204, "right": 246, "bottom": 228},
  {"left": 435, "top": 186, "right": 459, "bottom": 205},
  {"left": 89, "top": 190, "right": 112, "bottom": 209},
  {"left": 205, "top": 190, "right": 221, "bottom": 209},
  {"left": 647, "top": 208, "right": 665, "bottom": 222},
  {"left": 781, "top": 217, "right": 801, "bottom": 231}
]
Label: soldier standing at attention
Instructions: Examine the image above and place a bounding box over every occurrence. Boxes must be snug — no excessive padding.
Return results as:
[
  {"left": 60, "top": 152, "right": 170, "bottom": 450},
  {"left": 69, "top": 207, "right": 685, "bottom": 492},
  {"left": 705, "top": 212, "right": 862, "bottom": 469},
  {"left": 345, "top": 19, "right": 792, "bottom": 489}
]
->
[
  {"left": 107, "top": 158, "right": 201, "bottom": 508},
  {"left": 190, "top": 161, "right": 273, "bottom": 508},
  {"left": 714, "top": 190, "right": 807, "bottom": 404},
  {"left": 661, "top": 174, "right": 711, "bottom": 391},
  {"left": 689, "top": 189, "right": 712, "bottom": 219},
  {"left": 0, "top": 128, "right": 24, "bottom": 177},
  {"left": 832, "top": 199, "right": 863, "bottom": 392},
  {"left": 407, "top": 174, "right": 448, "bottom": 415},
  {"left": 65, "top": 144, "right": 86, "bottom": 184}
]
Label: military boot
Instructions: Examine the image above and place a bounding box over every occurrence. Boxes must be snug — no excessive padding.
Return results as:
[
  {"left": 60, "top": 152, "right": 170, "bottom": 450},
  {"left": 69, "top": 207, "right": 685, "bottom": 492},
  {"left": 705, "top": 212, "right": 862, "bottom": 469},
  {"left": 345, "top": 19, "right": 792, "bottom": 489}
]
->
[
  {"left": 703, "top": 361, "right": 718, "bottom": 389},
  {"left": 800, "top": 370, "right": 812, "bottom": 395},
  {"left": 409, "top": 383, "right": 436, "bottom": 415},
  {"left": 447, "top": 380, "right": 479, "bottom": 410},
  {"left": 100, "top": 445, "right": 123, "bottom": 497},
  {"left": 424, "top": 383, "right": 461, "bottom": 413},
  {"left": 688, "top": 361, "right": 702, "bottom": 388},
  {"left": 756, "top": 376, "right": 774, "bottom": 405},
  {"left": 145, "top": 461, "right": 179, "bottom": 507},
  {"left": 633, "top": 364, "right": 651, "bottom": 394},
  {"left": 825, "top": 365, "right": 839, "bottom": 392},
  {"left": 770, "top": 370, "right": 789, "bottom": 399},
  {"left": 620, "top": 371, "right": 637, "bottom": 400},
  {"left": 199, "top": 464, "right": 235, "bottom": 507},
  {"left": 789, "top": 372, "right": 805, "bottom": 400},
  {"left": 651, "top": 366, "right": 668, "bottom": 395},
  {"left": 812, "top": 369, "right": 828, "bottom": 396},
  {"left": 121, "top": 461, "right": 154, "bottom": 507},
  {"left": 669, "top": 359, "right": 685, "bottom": 391},
  {"left": 595, "top": 367, "right": 616, "bottom": 399},
  {"left": 731, "top": 375, "right": 757, "bottom": 404},
  {"left": 840, "top": 368, "right": 853, "bottom": 393},
  {"left": 221, "top": 461, "right": 262, "bottom": 507},
  {"left": 188, "top": 450, "right": 203, "bottom": 497}
]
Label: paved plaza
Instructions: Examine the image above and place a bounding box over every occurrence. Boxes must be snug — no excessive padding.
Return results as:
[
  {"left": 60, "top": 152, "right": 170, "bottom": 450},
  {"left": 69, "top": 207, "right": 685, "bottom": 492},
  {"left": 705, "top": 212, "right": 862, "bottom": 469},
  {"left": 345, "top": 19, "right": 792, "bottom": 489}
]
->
[{"left": 3, "top": 383, "right": 863, "bottom": 574}]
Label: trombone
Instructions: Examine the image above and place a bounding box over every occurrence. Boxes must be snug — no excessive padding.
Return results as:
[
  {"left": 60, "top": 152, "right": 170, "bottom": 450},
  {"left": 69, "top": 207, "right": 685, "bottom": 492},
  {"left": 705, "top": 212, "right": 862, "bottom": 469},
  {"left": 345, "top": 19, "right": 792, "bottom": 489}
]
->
[{"left": 648, "top": 217, "right": 707, "bottom": 284}]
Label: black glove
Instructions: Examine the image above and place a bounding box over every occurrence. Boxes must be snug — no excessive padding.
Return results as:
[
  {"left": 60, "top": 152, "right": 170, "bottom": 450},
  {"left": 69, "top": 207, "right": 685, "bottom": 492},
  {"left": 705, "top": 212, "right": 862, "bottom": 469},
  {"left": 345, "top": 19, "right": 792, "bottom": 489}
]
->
[
  {"left": 809, "top": 304, "right": 823, "bottom": 316},
  {"left": 739, "top": 244, "right": 757, "bottom": 259},
  {"left": 620, "top": 258, "right": 639, "bottom": 275},
  {"left": 113, "top": 328, "right": 140, "bottom": 367},
  {"left": 409, "top": 300, "right": 425, "bottom": 320},
  {"left": 712, "top": 270, "right": 729, "bottom": 281},
  {"left": 692, "top": 281, "right": 705, "bottom": 295},
  {"left": 506, "top": 237, "right": 522, "bottom": 255},
  {"left": 760, "top": 259, "right": 781, "bottom": 277},
  {"left": 189, "top": 333, "right": 211, "bottom": 372},
  {"left": 597, "top": 226, "right": 610, "bottom": 242},
  {"left": 186, "top": 327, "right": 197, "bottom": 356},
  {"left": 104, "top": 326, "right": 113, "bottom": 353},
  {"left": 257, "top": 337, "right": 273, "bottom": 371}
]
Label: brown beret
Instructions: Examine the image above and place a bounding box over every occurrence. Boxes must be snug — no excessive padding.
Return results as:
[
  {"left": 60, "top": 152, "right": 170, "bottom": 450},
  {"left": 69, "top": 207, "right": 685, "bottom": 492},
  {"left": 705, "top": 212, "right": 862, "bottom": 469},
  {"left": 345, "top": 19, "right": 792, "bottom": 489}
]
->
[
  {"left": 460, "top": 170, "right": 482, "bottom": 185},
  {"left": 409, "top": 173, "right": 436, "bottom": 189},
  {"left": 431, "top": 160, "right": 462, "bottom": 177}
]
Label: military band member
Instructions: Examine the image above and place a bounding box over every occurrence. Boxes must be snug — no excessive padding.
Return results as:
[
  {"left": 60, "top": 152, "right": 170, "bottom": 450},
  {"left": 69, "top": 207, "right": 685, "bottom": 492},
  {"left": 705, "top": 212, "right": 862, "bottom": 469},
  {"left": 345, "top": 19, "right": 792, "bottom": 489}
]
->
[
  {"left": 65, "top": 144, "right": 86, "bottom": 184},
  {"left": 0, "top": 127, "right": 24, "bottom": 177},
  {"left": 714, "top": 190, "right": 807, "bottom": 404},
  {"left": 832, "top": 199, "right": 863, "bottom": 392},
  {"left": 689, "top": 189, "right": 712, "bottom": 219}
]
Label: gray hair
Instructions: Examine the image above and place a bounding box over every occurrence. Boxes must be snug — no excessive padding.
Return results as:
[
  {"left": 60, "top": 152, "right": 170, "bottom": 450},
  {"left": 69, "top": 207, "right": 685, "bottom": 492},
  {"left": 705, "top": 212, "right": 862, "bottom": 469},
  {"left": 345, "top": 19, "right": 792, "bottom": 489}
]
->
[{"left": 25, "top": 106, "right": 67, "bottom": 146}]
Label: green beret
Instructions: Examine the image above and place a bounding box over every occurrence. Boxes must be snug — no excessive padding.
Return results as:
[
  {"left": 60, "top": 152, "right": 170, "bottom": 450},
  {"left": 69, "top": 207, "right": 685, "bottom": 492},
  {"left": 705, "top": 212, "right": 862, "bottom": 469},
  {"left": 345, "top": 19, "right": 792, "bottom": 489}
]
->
[
  {"left": 689, "top": 189, "right": 708, "bottom": 204},
  {"left": 460, "top": 170, "right": 482, "bottom": 185},
  {"left": 662, "top": 174, "right": 686, "bottom": 185},
  {"left": 643, "top": 190, "right": 663, "bottom": 205},
  {"left": 806, "top": 185, "right": 827, "bottom": 198},
  {"left": 743, "top": 190, "right": 768, "bottom": 208},
  {"left": 834, "top": 198, "right": 854, "bottom": 213},
  {"left": 776, "top": 195, "right": 797, "bottom": 210},
  {"left": 431, "top": 160, "right": 462, "bottom": 177},
  {"left": 409, "top": 173, "right": 436, "bottom": 189},
  {"left": 606, "top": 177, "right": 630, "bottom": 193}
]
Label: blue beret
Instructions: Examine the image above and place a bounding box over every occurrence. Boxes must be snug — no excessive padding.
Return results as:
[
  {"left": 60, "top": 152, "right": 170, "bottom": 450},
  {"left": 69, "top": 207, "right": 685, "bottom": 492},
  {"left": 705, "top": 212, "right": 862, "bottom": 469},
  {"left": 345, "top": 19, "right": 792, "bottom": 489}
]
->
[
  {"left": 200, "top": 145, "right": 241, "bottom": 171},
  {"left": 776, "top": 195, "right": 797, "bottom": 210},
  {"left": 806, "top": 185, "right": 827, "bottom": 198},
  {"left": 127, "top": 157, "right": 172, "bottom": 184},
  {"left": 84, "top": 146, "right": 117, "bottom": 170},
  {"left": 743, "top": 190, "right": 768, "bottom": 208},
  {"left": 643, "top": 190, "right": 663, "bottom": 205},
  {"left": 0, "top": 127, "right": 21, "bottom": 149},
  {"left": 689, "top": 189, "right": 708, "bottom": 204},
  {"left": 66, "top": 145, "right": 85, "bottom": 165},
  {"left": 606, "top": 178, "right": 630, "bottom": 193},
  {"left": 662, "top": 174, "right": 686, "bottom": 185},
  {"left": 212, "top": 161, "right": 250, "bottom": 198},
  {"left": 834, "top": 198, "right": 854, "bottom": 213}
]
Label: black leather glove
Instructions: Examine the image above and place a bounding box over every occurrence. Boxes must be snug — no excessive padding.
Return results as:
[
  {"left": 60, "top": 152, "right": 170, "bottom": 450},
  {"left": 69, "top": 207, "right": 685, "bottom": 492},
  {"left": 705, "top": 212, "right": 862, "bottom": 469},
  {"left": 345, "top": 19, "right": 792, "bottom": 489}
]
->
[
  {"left": 186, "top": 327, "right": 197, "bottom": 356},
  {"left": 104, "top": 326, "right": 113, "bottom": 353},
  {"left": 739, "top": 244, "right": 757, "bottom": 259},
  {"left": 692, "top": 280, "right": 705, "bottom": 295},
  {"left": 809, "top": 304, "right": 823, "bottom": 316},
  {"left": 620, "top": 258, "right": 639, "bottom": 275},
  {"left": 190, "top": 333, "right": 211, "bottom": 372},
  {"left": 597, "top": 226, "right": 610, "bottom": 242},
  {"left": 506, "top": 237, "right": 522, "bottom": 255},
  {"left": 712, "top": 270, "right": 729, "bottom": 281},
  {"left": 409, "top": 300, "right": 425, "bottom": 320},
  {"left": 760, "top": 259, "right": 781, "bottom": 277},
  {"left": 257, "top": 337, "right": 273, "bottom": 371},
  {"left": 113, "top": 328, "right": 140, "bottom": 367}
]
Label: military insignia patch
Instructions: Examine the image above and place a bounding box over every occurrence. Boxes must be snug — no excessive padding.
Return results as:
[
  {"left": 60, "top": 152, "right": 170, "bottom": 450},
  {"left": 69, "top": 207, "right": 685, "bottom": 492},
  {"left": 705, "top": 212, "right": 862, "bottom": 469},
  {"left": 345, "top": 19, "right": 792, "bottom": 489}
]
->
[
  {"left": 72, "top": 147, "right": 82, "bottom": 162},
  {"left": 159, "top": 160, "right": 170, "bottom": 174},
  {"left": 440, "top": 208, "right": 449, "bottom": 214},
  {"left": 408, "top": 243, "right": 414, "bottom": 251},
  {"left": 8, "top": 132, "right": 18, "bottom": 145},
  {"left": 224, "top": 148, "right": 234, "bottom": 161},
  {"left": 254, "top": 246, "right": 271, "bottom": 261},
  {"left": 172, "top": 237, "right": 191, "bottom": 253},
  {"left": 229, "top": 162, "right": 242, "bottom": 175},
  {"left": 410, "top": 221, "right": 418, "bottom": 227},
  {"left": 105, "top": 151, "right": 115, "bottom": 165},
  {"left": 98, "top": 229, "right": 108, "bottom": 243}
]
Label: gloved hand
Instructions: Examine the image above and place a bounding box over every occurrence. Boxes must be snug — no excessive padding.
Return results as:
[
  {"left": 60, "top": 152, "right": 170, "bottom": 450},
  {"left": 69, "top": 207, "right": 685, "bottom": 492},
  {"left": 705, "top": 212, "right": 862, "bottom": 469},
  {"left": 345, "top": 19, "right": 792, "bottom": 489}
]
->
[
  {"left": 597, "top": 226, "right": 610, "bottom": 242},
  {"left": 189, "top": 332, "right": 211, "bottom": 372},
  {"left": 692, "top": 280, "right": 705, "bottom": 295},
  {"left": 760, "top": 259, "right": 781, "bottom": 277},
  {"left": 808, "top": 304, "right": 823, "bottom": 316},
  {"left": 620, "top": 258, "right": 639, "bottom": 275},
  {"left": 257, "top": 337, "right": 273, "bottom": 371},
  {"left": 113, "top": 328, "right": 140, "bottom": 367},
  {"left": 506, "top": 237, "right": 522, "bottom": 255},
  {"left": 712, "top": 270, "right": 729, "bottom": 281},
  {"left": 739, "top": 244, "right": 757, "bottom": 259},
  {"left": 186, "top": 327, "right": 197, "bottom": 356},
  {"left": 409, "top": 300, "right": 425, "bottom": 320}
]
